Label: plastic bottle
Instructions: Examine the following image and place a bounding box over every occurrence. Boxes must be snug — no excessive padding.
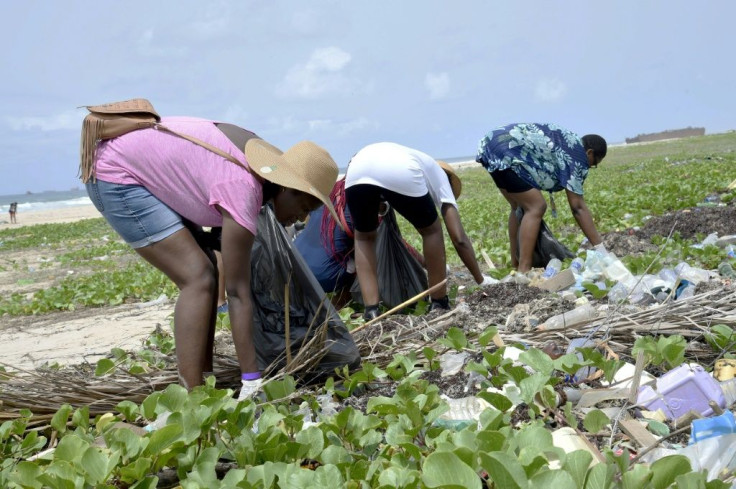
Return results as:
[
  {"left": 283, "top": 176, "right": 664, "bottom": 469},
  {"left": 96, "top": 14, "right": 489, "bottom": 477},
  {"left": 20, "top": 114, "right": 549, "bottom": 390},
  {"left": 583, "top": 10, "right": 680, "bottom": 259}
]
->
[
  {"left": 539, "top": 303, "right": 598, "bottom": 331},
  {"left": 570, "top": 257, "right": 585, "bottom": 275},
  {"left": 607, "top": 281, "right": 631, "bottom": 303},
  {"left": 726, "top": 245, "right": 736, "bottom": 259},
  {"left": 675, "top": 262, "right": 711, "bottom": 284},
  {"left": 718, "top": 262, "right": 736, "bottom": 279},
  {"left": 720, "top": 378, "right": 736, "bottom": 407},
  {"left": 542, "top": 258, "right": 562, "bottom": 278}
]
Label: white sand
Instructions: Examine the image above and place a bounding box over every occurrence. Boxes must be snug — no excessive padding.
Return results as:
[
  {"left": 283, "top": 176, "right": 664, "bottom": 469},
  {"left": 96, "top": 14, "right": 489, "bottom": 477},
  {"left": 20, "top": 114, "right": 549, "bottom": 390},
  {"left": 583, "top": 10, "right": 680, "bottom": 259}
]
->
[{"left": 0, "top": 204, "right": 102, "bottom": 229}]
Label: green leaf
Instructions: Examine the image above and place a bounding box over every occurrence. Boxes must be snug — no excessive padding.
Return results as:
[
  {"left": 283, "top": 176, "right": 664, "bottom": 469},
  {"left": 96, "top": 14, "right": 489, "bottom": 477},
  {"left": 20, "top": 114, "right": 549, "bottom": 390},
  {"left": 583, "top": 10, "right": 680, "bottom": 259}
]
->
[
  {"left": 478, "top": 326, "right": 499, "bottom": 348},
  {"left": 439, "top": 327, "right": 469, "bottom": 351},
  {"left": 704, "top": 324, "right": 735, "bottom": 351},
  {"left": 50, "top": 404, "right": 72, "bottom": 434},
  {"left": 143, "top": 424, "right": 182, "bottom": 457},
  {"left": 95, "top": 358, "right": 116, "bottom": 376},
  {"left": 120, "top": 458, "right": 154, "bottom": 484},
  {"left": 584, "top": 463, "right": 614, "bottom": 489},
  {"left": 583, "top": 410, "right": 610, "bottom": 434},
  {"left": 529, "top": 469, "right": 577, "bottom": 489},
  {"left": 319, "top": 445, "right": 351, "bottom": 465},
  {"left": 130, "top": 477, "right": 159, "bottom": 489},
  {"left": 519, "top": 373, "right": 550, "bottom": 404},
  {"left": 10, "top": 461, "right": 42, "bottom": 489},
  {"left": 479, "top": 452, "right": 528, "bottom": 489},
  {"left": 81, "top": 446, "right": 111, "bottom": 484},
  {"left": 262, "top": 376, "right": 297, "bottom": 401},
  {"left": 644, "top": 419, "right": 670, "bottom": 437},
  {"left": 54, "top": 433, "right": 89, "bottom": 462},
  {"left": 478, "top": 391, "right": 513, "bottom": 412},
  {"left": 649, "top": 455, "right": 691, "bottom": 489},
  {"left": 519, "top": 348, "right": 554, "bottom": 376},
  {"left": 422, "top": 451, "right": 482, "bottom": 489},
  {"left": 562, "top": 450, "right": 593, "bottom": 488},
  {"left": 621, "top": 463, "right": 652, "bottom": 489},
  {"left": 295, "top": 426, "right": 325, "bottom": 460}
]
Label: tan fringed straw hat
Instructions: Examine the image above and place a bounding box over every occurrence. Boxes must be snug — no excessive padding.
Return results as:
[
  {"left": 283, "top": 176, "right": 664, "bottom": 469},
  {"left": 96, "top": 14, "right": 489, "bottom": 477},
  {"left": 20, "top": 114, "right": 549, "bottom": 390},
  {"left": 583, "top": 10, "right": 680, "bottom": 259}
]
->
[
  {"left": 244, "top": 139, "right": 341, "bottom": 223},
  {"left": 436, "top": 160, "right": 462, "bottom": 199}
]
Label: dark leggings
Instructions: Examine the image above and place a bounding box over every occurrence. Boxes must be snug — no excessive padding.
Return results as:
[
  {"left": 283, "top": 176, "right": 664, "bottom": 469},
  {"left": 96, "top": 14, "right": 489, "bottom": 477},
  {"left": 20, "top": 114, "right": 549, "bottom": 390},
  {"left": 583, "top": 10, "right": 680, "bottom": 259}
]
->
[{"left": 345, "top": 184, "right": 438, "bottom": 232}]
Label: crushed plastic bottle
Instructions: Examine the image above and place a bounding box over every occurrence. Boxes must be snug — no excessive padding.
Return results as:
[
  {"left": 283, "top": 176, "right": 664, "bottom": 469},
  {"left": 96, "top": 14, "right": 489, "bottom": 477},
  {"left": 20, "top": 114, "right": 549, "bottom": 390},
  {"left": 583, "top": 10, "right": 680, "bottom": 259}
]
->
[
  {"left": 675, "top": 280, "right": 696, "bottom": 300},
  {"left": 718, "top": 262, "right": 736, "bottom": 279},
  {"left": 542, "top": 258, "right": 562, "bottom": 278},
  {"left": 675, "top": 262, "right": 711, "bottom": 284}
]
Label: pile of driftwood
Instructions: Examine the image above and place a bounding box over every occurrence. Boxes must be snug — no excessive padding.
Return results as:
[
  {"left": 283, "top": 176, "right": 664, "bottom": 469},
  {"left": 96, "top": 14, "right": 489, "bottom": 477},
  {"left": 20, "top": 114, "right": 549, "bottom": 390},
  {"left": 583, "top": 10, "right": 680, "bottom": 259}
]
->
[{"left": 1, "top": 284, "right": 734, "bottom": 425}]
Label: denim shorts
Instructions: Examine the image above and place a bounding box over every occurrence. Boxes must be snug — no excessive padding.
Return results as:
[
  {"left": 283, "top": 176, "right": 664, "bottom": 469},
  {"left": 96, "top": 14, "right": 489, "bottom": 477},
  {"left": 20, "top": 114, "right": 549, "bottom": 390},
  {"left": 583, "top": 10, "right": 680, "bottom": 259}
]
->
[{"left": 86, "top": 179, "right": 185, "bottom": 248}]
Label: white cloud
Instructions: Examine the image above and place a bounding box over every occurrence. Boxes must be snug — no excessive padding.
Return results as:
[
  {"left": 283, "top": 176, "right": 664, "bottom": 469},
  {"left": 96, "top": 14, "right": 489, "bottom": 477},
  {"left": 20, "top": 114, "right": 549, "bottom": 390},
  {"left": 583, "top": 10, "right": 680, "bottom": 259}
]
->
[
  {"left": 4, "top": 110, "right": 80, "bottom": 131},
  {"left": 267, "top": 116, "right": 377, "bottom": 137},
  {"left": 425, "top": 72, "right": 450, "bottom": 100},
  {"left": 534, "top": 78, "right": 567, "bottom": 102},
  {"left": 276, "top": 47, "right": 362, "bottom": 99}
]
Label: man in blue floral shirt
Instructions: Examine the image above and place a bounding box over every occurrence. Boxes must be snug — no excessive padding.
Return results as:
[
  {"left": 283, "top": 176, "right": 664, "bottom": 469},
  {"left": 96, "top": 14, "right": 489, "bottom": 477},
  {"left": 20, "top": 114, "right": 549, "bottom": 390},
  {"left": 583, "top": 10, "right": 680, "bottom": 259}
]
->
[{"left": 476, "top": 123, "right": 607, "bottom": 272}]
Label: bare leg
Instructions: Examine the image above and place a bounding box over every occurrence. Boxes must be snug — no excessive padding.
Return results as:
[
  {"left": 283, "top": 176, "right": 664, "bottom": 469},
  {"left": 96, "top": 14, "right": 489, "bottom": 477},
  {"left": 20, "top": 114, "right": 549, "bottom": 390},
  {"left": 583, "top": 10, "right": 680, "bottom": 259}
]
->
[
  {"left": 353, "top": 229, "right": 379, "bottom": 306},
  {"left": 136, "top": 229, "right": 218, "bottom": 389},
  {"left": 498, "top": 188, "right": 546, "bottom": 272},
  {"left": 214, "top": 250, "right": 227, "bottom": 311},
  {"left": 416, "top": 218, "right": 447, "bottom": 299}
]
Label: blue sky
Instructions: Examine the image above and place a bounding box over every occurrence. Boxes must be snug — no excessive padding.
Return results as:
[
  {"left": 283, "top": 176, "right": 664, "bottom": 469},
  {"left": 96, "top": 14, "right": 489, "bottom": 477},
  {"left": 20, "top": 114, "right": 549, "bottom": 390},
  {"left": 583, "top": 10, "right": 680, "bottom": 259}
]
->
[{"left": 0, "top": 1, "right": 734, "bottom": 195}]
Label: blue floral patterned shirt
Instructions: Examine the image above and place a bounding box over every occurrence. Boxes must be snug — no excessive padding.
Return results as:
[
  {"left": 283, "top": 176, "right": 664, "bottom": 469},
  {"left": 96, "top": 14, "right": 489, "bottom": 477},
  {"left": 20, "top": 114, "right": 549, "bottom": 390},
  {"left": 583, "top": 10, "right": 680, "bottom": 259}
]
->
[{"left": 476, "top": 123, "right": 589, "bottom": 195}]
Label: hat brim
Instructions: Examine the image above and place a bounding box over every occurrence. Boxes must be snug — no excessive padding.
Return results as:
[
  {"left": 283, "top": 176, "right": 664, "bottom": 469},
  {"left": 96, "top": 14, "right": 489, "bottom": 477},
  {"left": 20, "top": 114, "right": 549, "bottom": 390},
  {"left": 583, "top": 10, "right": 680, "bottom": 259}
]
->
[
  {"left": 245, "top": 139, "right": 342, "bottom": 227},
  {"left": 436, "top": 160, "right": 462, "bottom": 199}
]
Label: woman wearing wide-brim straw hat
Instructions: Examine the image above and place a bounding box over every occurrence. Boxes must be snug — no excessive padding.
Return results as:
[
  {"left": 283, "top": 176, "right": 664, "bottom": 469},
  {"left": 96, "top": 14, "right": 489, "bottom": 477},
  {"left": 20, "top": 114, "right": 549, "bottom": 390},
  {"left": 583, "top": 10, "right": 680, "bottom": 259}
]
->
[
  {"left": 344, "top": 142, "right": 495, "bottom": 321},
  {"left": 84, "top": 117, "right": 339, "bottom": 400}
]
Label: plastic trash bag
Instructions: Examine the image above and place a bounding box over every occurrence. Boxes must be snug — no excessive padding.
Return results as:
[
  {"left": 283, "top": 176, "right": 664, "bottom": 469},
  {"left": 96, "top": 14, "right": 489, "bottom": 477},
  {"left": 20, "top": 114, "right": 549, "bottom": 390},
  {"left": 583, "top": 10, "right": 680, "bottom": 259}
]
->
[
  {"left": 515, "top": 208, "right": 574, "bottom": 268},
  {"left": 250, "top": 206, "right": 361, "bottom": 381},
  {"left": 351, "top": 208, "right": 428, "bottom": 308}
]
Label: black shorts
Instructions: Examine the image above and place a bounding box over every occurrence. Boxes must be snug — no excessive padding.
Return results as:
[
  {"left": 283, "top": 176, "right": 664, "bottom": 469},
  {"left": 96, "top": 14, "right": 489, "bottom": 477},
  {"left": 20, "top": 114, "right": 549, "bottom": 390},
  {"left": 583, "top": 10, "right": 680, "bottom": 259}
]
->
[
  {"left": 490, "top": 168, "right": 534, "bottom": 193},
  {"left": 345, "top": 184, "right": 438, "bottom": 232}
]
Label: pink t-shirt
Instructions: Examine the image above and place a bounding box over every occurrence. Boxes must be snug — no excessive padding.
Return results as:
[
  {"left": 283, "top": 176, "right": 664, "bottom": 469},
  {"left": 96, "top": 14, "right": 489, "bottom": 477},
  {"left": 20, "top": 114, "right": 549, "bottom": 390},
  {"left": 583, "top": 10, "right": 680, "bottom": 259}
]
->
[{"left": 94, "top": 117, "right": 262, "bottom": 235}]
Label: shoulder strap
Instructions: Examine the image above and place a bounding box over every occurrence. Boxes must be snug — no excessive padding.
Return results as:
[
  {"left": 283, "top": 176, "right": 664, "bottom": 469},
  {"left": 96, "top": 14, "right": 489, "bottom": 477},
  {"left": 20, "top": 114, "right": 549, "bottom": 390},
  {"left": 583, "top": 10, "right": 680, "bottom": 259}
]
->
[{"left": 155, "top": 123, "right": 248, "bottom": 171}]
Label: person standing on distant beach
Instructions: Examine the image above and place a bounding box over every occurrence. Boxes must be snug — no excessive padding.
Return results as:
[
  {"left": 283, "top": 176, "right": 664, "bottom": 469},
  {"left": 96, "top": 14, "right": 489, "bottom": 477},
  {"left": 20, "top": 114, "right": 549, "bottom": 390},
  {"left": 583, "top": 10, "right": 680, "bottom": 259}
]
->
[
  {"left": 344, "top": 142, "right": 493, "bottom": 320},
  {"left": 476, "top": 122, "right": 607, "bottom": 272},
  {"left": 8, "top": 202, "right": 17, "bottom": 224},
  {"left": 82, "top": 117, "right": 340, "bottom": 400}
]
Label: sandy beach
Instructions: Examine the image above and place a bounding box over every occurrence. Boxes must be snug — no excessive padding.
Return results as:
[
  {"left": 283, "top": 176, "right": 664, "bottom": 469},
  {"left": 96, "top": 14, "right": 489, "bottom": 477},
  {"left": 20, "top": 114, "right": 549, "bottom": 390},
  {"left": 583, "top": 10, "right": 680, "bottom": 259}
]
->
[{"left": 0, "top": 204, "right": 102, "bottom": 229}]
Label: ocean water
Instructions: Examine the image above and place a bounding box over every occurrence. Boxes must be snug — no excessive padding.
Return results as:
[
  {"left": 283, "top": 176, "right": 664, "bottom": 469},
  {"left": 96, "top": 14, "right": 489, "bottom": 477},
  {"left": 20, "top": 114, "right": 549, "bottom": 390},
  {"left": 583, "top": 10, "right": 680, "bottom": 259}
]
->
[
  {"left": 0, "top": 188, "right": 91, "bottom": 213},
  {"left": 0, "top": 154, "right": 477, "bottom": 214}
]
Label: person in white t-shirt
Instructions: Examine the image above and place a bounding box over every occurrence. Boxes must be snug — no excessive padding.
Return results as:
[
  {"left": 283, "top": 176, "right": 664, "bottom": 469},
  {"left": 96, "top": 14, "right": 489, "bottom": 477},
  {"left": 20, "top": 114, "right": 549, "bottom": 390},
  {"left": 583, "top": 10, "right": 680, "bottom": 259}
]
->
[{"left": 345, "top": 142, "right": 493, "bottom": 320}]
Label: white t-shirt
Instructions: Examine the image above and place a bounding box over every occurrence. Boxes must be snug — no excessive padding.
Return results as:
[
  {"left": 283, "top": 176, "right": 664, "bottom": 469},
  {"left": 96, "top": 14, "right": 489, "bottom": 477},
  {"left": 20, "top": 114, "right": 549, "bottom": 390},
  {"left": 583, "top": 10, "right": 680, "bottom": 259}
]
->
[{"left": 344, "top": 142, "right": 457, "bottom": 208}]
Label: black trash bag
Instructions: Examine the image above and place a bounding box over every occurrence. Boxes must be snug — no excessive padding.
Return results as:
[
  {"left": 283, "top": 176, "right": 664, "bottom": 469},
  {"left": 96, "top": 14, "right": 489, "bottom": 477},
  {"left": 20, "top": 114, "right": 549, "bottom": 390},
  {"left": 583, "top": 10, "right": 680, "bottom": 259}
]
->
[
  {"left": 515, "top": 208, "right": 575, "bottom": 268},
  {"left": 351, "top": 208, "right": 428, "bottom": 308},
  {"left": 251, "top": 206, "right": 361, "bottom": 381}
]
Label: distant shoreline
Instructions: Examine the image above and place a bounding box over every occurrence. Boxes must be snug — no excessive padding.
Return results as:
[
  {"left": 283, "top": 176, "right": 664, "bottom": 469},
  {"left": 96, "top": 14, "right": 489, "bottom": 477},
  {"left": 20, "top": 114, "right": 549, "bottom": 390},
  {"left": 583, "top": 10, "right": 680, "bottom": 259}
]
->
[{"left": 0, "top": 204, "right": 102, "bottom": 229}]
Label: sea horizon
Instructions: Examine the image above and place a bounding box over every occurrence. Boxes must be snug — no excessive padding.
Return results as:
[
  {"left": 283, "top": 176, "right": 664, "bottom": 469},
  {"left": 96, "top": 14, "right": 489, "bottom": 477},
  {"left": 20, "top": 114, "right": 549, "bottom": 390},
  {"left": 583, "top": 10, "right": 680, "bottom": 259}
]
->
[{"left": 0, "top": 155, "right": 479, "bottom": 214}]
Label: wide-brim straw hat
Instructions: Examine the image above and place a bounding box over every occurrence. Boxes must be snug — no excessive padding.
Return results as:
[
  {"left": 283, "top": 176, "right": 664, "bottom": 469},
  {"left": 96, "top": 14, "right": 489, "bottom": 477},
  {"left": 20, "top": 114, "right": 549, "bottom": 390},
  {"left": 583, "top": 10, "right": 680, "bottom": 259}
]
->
[
  {"left": 244, "top": 139, "right": 340, "bottom": 224},
  {"left": 436, "top": 160, "right": 462, "bottom": 199}
]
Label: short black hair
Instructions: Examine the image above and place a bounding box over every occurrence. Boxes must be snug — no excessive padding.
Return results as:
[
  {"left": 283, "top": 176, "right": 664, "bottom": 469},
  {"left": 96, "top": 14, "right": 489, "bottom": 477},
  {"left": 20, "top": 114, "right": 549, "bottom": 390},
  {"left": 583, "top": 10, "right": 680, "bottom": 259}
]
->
[{"left": 581, "top": 134, "right": 607, "bottom": 160}]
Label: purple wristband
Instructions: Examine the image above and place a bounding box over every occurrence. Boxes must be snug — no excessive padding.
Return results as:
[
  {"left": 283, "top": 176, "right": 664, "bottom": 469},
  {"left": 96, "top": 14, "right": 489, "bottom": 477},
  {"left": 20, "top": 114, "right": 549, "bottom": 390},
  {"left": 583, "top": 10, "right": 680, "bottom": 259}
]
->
[{"left": 241, "top": 372, "right": 261, "bottom": 381}]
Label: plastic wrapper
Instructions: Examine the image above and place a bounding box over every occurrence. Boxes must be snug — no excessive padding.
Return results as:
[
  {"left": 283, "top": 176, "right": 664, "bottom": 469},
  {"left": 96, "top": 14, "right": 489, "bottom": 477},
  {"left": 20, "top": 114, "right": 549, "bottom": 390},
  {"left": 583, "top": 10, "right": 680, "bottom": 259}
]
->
[
  {"left": 351, "top": 208, "right": 428, "bottom": 308},
  {"left": 515, "top": 208, "right": 574, "bottom": 268},
  {"left": 251, "top": 206, "right": 361, "bottom": 381}
]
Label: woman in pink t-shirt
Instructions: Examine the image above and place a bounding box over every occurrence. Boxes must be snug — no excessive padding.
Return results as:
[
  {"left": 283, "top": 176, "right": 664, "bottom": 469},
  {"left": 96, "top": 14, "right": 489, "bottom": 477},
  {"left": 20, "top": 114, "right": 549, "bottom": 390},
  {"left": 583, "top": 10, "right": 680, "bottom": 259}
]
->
[{"left": 84, "top": 118, "right": 340, "bottom": 400}]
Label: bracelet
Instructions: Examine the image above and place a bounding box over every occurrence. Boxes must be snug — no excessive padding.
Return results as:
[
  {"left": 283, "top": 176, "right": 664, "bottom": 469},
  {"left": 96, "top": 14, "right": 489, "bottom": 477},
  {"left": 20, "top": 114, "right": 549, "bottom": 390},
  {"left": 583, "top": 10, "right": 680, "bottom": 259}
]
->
[{"left": 241, "top": 372, "right": 261, "bottom": 381}]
